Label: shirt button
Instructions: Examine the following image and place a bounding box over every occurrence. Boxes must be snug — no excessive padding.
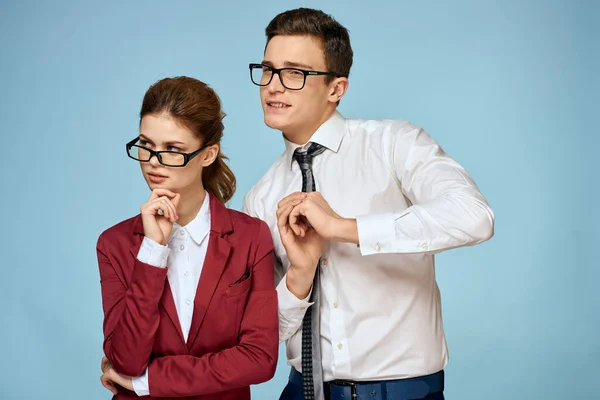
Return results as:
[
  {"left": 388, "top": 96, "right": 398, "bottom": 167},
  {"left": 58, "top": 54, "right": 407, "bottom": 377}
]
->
[
  {"left": 375, "top": 243, "right": 382, "bottom": 251},
  {"left": 333, "top": 302, "right": 338, "bottom": 309},
  {"left": 322, "top": 259, "right": 328, "bottom": 266},
  {"left": 421, "top": 243, "right": 429, "bottom": 251},
  {"left": 180, "top": 244, "right": 185, "bottom": 251},
  {"left": 179, "top": 230, "right": 185, "bottom": 236},
  {"left": 185, "top": 299, "right": 192, "bottom": 306},
  {"left": 300, "top": 307, "right": 306, "bottom": 311},
  {"left": 184, "top": 271, "right": 189, "bottom": 276},
  {"left": 338, "top": 343, "right": 343, "bottom": 350}
]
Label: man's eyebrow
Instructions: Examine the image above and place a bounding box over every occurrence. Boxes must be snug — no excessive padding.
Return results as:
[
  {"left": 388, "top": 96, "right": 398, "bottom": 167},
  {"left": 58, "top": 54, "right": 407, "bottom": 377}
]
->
[
  {"left": 261, "top": 60, "right": 315, "bottom": 70},
  {"left": 283, "top": 61, "right": 314, "bottom": 69}
]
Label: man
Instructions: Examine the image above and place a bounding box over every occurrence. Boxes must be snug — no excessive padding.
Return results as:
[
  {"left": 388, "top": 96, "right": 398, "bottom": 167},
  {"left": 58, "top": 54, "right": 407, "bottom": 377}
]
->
[{"left": 243, "top": 7, "right": 494, "bottom": 400}]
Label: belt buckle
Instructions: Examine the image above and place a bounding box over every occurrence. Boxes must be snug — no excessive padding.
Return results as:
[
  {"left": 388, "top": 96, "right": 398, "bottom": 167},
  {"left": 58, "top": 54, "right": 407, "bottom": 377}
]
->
[{"left": 332, "top": 380, "right": 357, "bottom": 399}]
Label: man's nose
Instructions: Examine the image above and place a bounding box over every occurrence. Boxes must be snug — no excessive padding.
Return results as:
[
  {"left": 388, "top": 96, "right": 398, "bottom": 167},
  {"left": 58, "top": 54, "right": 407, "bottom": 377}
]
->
[{"left": 267, "top": 72, "right": 285, "bottom": 93}]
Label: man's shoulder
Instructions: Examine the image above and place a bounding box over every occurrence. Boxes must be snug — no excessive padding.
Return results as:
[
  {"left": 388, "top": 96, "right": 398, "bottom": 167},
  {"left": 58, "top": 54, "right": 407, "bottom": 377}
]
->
[
  {"left": 242, "top": 153, "right": 288, "bottom": 213},
  {"left": 346, "top": 116, "right": 418, "bottom": 137},
  {"left": 250, "top": 153, "right": 289, "bottom": 188}
]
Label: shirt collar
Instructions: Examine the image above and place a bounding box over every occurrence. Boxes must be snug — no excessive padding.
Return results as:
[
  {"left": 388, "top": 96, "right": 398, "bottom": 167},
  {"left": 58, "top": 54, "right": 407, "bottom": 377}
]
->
[
  {"left": 283, "top": 110, "right": 346, "bottom": 170},
  {"left": 169, "top": 191, "right": 211, "bottom": 245}
]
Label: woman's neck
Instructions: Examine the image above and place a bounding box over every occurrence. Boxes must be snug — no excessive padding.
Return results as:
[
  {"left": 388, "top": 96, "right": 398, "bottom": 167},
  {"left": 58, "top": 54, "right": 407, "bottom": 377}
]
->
[{"left": 176, "top": 185, "right": 207, "bottom": 227}]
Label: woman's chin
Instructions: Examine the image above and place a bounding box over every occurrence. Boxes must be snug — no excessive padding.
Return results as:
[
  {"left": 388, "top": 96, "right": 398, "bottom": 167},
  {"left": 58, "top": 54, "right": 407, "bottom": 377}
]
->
[{"left": 147, "top": 180, "right": 169, "bottom": 190}]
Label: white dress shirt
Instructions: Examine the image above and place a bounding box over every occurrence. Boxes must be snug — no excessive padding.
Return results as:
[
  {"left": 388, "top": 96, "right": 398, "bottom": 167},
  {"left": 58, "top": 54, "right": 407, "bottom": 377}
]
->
[
  {"left": 131, "top": 192, "right": 211, "bottom": 396},
  {"left": 242, "top": 111, "right": 494, "bottom": 382}
]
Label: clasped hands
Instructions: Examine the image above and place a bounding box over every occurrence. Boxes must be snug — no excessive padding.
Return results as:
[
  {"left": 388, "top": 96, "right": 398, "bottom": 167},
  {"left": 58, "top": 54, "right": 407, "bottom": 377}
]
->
[{"left": 276, "top": 191, "right": 358, "bottom": 298}]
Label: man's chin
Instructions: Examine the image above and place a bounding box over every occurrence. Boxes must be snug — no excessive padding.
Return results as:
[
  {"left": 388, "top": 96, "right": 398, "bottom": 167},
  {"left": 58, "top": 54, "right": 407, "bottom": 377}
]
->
[{"left": 264, "top": 115, "right": 289, "bottom": 132}]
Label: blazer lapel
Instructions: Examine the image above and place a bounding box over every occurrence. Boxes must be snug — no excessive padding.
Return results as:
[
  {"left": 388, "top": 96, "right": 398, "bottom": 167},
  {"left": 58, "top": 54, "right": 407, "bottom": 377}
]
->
[
  {"left": 186, "top": 195, "right": 233, "bottom": 350},
  {"left": 160, "top": 281, "right": 186, "bottom": 345}
]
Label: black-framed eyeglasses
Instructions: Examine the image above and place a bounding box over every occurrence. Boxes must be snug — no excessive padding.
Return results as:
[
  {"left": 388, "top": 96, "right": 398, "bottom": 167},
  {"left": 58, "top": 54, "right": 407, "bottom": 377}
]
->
[
  {"left": 126, "top": 137, "right": 208, "bottom": 167},
  {"left": 249, "top": 63, "right": 338, "bottom": 90}
]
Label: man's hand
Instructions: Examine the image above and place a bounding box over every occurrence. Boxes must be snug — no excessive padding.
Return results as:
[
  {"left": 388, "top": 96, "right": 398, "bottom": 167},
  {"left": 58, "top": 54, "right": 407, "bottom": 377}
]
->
[
  {"left": 288, "top": 191, "right": 359, "bottom": 244},
  {"left": 277, "top": 193, "right": 324, "bottom": 299}
]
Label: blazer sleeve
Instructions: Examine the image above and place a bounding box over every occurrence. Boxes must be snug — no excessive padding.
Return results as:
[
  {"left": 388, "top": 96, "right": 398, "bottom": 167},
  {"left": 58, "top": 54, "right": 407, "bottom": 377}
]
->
[
  {"left": 147, "top": 220, "right": 279, "bottom": 397},
  {"left": 97, "top": 233, "right": 168, "bottom": 376}
]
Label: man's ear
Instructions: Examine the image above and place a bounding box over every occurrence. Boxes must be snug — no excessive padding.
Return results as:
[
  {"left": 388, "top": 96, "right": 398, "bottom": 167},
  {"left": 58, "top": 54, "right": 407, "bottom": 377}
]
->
[{"left": 328, "top": 77, "right": 349, "bottom": 104}]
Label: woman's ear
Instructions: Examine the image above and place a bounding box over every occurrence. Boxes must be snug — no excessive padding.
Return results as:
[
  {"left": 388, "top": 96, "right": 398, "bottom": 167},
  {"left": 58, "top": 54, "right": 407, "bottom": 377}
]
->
[{"left": 201, "top": 144, "right": 220, "bottom": 167}]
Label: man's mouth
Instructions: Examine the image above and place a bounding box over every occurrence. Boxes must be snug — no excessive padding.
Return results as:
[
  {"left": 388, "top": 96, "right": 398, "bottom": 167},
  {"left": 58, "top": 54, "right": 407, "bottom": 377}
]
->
[{"left": 267, "top": 101, "right": 291, "bottom": 108}]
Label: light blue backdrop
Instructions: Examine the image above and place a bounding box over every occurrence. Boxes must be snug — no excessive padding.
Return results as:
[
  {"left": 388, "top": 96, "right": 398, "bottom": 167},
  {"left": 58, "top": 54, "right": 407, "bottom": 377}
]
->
[{"left": 0, "top": 0, "right": 597, "bottom": 399}]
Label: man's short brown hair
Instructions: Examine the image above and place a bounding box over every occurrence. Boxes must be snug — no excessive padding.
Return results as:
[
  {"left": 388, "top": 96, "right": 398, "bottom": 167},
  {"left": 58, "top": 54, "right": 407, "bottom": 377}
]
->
[{"left": 265, "top": 8, "right": 353, "bottom": 80}]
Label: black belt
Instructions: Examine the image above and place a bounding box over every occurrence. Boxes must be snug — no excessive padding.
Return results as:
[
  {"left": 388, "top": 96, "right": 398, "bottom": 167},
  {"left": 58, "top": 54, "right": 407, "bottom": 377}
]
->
[{"left": 289, "top": 368, "right": 444, "bottom": 400}]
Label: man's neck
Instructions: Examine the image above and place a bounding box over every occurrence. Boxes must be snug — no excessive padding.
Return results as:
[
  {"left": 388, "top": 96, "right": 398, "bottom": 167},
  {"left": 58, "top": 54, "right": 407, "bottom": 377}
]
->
[{"left": 283, "top": 108, "right": 336, "bottom": 145}]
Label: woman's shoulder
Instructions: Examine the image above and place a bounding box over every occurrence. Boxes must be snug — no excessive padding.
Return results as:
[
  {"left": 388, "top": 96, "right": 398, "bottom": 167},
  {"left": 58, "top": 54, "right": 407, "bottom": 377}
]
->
[
  {"left": 225, "top": 208, "right": 274, "bottom": 259},
  {"left": 224, "top": 207, "right": 272, "bottom": 243},
  {"left": 226, "top": 207, "right": 268, "bottom": 231},
  {"left": 97, "top": 214, "right": 142, "bottom": 248}
]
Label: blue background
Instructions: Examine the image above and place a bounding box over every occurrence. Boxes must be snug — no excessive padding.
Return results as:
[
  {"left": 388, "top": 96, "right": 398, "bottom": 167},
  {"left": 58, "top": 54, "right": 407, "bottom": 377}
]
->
[{"left": 0, "top": 0, "right": 597, "bottom": 399}]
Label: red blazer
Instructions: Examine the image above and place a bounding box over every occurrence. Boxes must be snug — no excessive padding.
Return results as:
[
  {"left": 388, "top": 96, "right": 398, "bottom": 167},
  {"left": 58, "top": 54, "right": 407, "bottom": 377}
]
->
[{"left": 97, "top": 195, "right": 278, "bottom": 399}]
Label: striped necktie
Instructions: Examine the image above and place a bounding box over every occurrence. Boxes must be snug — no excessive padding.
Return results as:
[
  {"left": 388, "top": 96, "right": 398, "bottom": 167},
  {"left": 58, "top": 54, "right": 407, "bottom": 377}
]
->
[{"left": 292, "top": 142, "right": 326, "bottom": 400}]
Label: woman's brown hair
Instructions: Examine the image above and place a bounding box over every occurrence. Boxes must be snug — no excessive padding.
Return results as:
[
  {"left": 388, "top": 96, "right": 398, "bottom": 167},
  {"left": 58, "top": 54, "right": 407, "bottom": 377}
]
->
[{"left": 140, "top": 77, "right": 236, "bottom": 203}]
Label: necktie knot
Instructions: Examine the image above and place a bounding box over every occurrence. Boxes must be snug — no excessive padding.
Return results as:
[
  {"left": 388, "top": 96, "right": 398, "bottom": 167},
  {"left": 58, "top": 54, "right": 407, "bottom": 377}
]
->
[
  {"left": 293, "top": 142, "right": 326, "bottom": 172},
  {"left": 292, "top": 142, "right": 325, "bottom": 193}
]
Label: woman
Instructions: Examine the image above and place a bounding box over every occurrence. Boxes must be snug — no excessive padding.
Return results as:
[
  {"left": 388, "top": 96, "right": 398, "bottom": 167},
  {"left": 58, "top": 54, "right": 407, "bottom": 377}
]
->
[{"left": 97, "top": 77, "right": 278, "bottom": 399}]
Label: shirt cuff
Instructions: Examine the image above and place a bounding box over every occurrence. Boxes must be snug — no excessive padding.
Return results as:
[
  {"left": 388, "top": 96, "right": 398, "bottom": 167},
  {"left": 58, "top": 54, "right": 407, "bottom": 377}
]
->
[
  {"left": 356, "top": 211, "right": 432, "bottom": 255},
  {"left": 277, "top": 274, "right": 313, "bottom": 340},
  {"left": 277, "top": 273, "right": 313, "bottom": 309},
  {"left": 277, "top": 274, "right": 314, "bottom": 312},
  {"left": 132, "top": 367, "right": 149, "bottom": 396},
  {"left": 356, "top": 212, "right": 399, "bottom": 256},
  {"left": 137, "top": 237, "right": 170, "bottom": 268}
]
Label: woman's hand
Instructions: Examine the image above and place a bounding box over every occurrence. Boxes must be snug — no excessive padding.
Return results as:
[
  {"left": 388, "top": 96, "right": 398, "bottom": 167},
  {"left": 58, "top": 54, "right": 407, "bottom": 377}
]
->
[
  {"left": 100, "top": 362, "right": 134, "bottom": 395},
  {"left": 101, "top": 355, "right": 111, "bottom": 373},
  {"left": 141, "top": 189, "right": 180, "bottom": 245}
]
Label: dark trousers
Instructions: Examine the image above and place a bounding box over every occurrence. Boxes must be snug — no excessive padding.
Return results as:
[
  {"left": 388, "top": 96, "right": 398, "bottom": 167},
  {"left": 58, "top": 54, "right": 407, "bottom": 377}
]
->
[{"left": 279, "top": 369, "right": 445, "bottom": 400}]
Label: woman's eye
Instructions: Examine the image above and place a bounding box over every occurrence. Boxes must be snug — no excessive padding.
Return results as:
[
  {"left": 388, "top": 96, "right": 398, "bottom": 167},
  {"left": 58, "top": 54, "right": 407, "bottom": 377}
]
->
[
  {"left": 167, "top": 146, "right": 180, "bottom": 152},
  {"left": 139, "top": 140, "right": 151, "bottom": 147}
]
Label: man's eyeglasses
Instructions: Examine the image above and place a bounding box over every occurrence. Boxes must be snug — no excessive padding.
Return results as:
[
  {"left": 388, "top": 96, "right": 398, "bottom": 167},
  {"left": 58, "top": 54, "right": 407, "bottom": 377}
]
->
[
  {"left": 249, "top": 63, "right": 337, "bottom": 90},
  {"left": 126, "top": 137, "right": 207, "bottom": 167}
]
